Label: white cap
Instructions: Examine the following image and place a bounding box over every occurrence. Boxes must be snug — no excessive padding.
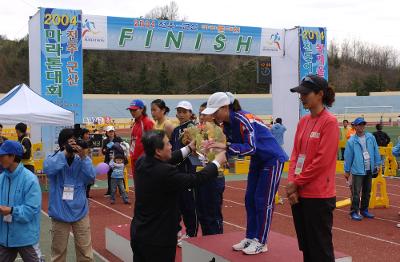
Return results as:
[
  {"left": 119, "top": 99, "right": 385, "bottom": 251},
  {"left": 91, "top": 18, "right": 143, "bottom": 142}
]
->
[
  {"left": 104, "top": 125, "right": 115, "bottom": 132},
  {"left": 202, "top": 92, "right": 231, "bottom": 115},
  {"left": 176, "top": 101, "right": 193, "bottom": 111}
]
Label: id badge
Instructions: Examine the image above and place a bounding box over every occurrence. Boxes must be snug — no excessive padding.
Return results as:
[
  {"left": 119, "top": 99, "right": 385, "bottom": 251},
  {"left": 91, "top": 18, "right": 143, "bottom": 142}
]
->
[
  {"left": 295, "top": 154, "right": 306, "bottom": 175},
  {"left": 3, "top": 214, "right": 12, "bottom": 223},
  {"left": 363, "top": 151, "right": 370, "bottom": 160},
  {"left": 62, "top": 185, "right": 74, "bottom": 201}
]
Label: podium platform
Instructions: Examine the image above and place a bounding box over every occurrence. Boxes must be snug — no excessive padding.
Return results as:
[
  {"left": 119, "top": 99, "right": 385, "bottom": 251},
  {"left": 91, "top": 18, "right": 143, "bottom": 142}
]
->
[
  {"left": 105, "top": 224, "right": 133, "bottom": 261},
  {"left": 105, "top": 225, "right": 352, "bottom": 262},
  {"left": 182, "top": 231, "right": 352, "bottom": 262}
]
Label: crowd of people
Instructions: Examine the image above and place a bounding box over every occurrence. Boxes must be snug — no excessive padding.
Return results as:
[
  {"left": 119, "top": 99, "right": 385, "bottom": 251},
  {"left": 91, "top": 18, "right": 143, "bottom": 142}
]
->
[{"left": 0, "top": 74, "right": 399, "bottom": 262}]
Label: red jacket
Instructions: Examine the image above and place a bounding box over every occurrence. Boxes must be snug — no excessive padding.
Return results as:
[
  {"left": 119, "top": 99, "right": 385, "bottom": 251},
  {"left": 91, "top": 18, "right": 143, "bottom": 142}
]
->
[
  {"left": 130, "top": 115, "right": 154, "bottom": 162},
  {"left": 288, "top": 109, "right": 339, "bottom": 198}
]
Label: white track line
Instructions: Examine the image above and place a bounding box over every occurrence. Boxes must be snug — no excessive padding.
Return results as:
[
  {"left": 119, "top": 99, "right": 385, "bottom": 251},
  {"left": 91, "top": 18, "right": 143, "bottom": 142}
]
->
[
  {"left": 89, "top": 198, "right": 132, "bottom": 220},
  {"left": 222, "top": 200, "right": 400, "bottom": 246},
  {"left": 222, "top": 220, "right": 245, "bottom": 230},
  {"left": 41, "top": 210, "right": 110, "bottom": 262},
  {"left": 334, "top": 184, "right": 400, "bottom": 197},
  {"left": 225, "top": 187, "right": 400, "bottom": 218},
  {"left": 336, "top": 175, "right": 400, "bottom": 188},
  {"left": 88, "top": 190, "right": 400, "bottom": 249},
  {"left": 225, "top": 184, "right": 400, "bottom": 202},
  {"left": 225, "top": 185, "right": 245, "bottom": 191}
]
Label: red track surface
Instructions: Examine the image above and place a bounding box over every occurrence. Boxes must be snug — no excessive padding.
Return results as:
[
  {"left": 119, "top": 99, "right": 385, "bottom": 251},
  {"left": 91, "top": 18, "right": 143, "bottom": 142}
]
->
[{"left": 41, "top": 175, "right": 400, "bottom": 262}]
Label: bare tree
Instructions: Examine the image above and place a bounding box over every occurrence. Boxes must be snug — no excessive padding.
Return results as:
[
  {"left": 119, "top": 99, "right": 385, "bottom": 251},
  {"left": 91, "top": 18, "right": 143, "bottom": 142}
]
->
[
  {"left": 329, "top": 40, "right": 339, "bottom": 58},
  {"left": 341, "top": 39, "right": 350, "bottom": 62},
  {"left": 145, "top": 1, "right": 182, "bottom": 20}
]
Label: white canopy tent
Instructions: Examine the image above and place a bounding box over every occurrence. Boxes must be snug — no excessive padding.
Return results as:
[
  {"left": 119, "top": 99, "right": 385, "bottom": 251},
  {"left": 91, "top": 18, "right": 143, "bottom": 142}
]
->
[{"left": 0, "top": 83, "right": 74, "bottom": 125}]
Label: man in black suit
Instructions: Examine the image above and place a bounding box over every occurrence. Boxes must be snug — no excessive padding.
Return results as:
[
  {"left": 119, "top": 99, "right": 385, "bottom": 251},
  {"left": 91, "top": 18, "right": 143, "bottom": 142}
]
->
[{"left": 131, "top": 130, "right": 227, "bottom": 262}]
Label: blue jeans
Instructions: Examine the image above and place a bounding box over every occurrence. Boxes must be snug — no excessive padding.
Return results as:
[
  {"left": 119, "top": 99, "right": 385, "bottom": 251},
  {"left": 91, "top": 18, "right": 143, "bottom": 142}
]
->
[{"left": 110, "top": 178, "right": 128, "bottom": 202}]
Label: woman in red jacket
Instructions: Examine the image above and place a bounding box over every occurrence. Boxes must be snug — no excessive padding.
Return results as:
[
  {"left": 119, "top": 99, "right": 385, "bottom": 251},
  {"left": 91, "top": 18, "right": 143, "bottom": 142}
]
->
[
  {"left": 287, "top": 75, "right": 338, "bottom": 262},
  {"left": 127, "top": 99, "right": 154, "bottom": 178}
]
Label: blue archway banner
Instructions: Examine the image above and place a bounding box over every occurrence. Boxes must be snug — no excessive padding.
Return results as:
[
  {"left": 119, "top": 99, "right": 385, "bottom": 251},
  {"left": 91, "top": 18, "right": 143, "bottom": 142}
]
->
[{"left": 81, "top": 14, "right": 285, "bottom": 57}]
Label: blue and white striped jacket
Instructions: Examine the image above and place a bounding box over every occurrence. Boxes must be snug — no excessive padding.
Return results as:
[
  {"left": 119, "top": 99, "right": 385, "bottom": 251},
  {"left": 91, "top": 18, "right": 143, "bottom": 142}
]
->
[{"left": 224, "top": 109, "right": 288, "bottom": 166}]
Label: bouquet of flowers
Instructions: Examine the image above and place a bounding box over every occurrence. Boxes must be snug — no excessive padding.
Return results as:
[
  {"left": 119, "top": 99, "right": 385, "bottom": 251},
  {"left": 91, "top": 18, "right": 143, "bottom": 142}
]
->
[{"left": 183, "top": 122, "right": 226, "bottom": 166}]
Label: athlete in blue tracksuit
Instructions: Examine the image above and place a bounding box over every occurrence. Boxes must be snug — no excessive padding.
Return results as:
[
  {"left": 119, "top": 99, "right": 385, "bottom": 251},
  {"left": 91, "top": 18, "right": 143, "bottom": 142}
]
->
[{"left": 203, "top": 92, "right": 288, "bottom": 255}]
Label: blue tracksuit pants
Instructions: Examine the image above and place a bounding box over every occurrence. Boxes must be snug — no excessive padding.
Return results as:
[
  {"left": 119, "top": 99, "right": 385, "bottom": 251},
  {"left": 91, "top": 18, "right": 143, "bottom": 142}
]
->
[
  {"left": 245, "top": 160, "right": 284, "bottom": 244},
  {"left": 196, "top": 176, "right": 225, "bottom": 235}
]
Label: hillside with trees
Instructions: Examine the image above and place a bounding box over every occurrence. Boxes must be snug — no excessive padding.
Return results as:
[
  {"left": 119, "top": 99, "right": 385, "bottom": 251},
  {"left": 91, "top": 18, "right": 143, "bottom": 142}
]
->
[{"left": 0, "top": 2, "right": 399, "bottom": 95}]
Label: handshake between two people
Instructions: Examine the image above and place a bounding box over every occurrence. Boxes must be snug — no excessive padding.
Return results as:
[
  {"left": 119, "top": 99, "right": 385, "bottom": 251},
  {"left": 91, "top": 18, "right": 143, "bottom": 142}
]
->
[{"left": 186, "top": 139, "right": 227, "bottom": 167}]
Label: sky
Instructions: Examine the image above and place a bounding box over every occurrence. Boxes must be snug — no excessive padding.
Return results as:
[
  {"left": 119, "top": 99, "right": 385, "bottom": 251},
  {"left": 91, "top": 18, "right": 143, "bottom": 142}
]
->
[{"left": 1, "top": 0, "right": 399, "bottom": 51}]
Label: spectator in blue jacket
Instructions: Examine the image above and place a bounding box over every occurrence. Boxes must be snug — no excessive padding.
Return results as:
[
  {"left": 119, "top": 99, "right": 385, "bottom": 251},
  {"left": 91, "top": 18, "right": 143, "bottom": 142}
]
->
[
  {"left": 393, "top": 139, "right": 400, "bottom": 228},
  {"left": 44, "top": 128, "right": 96, "bottom": 261},
  {"left": 393, "top": 139, "right": 400, "bottom": 157},
  {"left": 0, "top": 140, "right": 42, "bottom": 261},
  {"left": 270, "top": 118, "right": 287, "bottom": 146},
  {"left": 344, "top": 117, "right": 381, "bottom": 221}
]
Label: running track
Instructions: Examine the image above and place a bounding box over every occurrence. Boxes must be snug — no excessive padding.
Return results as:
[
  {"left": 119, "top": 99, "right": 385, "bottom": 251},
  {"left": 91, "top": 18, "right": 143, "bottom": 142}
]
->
[{"left": 41, "top": 175, "right": 400, "bottom": 262}]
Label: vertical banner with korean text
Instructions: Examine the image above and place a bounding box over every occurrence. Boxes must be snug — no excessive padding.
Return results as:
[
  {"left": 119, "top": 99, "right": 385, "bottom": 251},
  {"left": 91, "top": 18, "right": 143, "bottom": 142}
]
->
[
  {"left": 299, "top": 27, "right": 328, "bottom": 116},
  {"left": 40, "top": 8, "right": 83, "bottom": 123}
]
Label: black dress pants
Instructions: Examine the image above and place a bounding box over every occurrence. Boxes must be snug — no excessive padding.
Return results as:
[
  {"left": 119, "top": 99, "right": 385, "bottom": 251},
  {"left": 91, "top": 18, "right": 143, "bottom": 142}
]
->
[{"left": 291, "top": 197, "right": 336, "bottom": 262}]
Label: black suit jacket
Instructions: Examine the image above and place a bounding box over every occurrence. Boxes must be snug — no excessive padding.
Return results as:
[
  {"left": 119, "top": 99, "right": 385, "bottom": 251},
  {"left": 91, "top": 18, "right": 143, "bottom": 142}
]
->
[{"left": 131, "top": 150, "right": 218, "bottom": 247}]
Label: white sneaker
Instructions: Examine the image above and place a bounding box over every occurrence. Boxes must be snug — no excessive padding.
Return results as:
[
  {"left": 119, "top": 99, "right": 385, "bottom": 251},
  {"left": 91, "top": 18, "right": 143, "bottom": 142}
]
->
[
  {"left": 242, "top": 239, "right": 268, "bottom": 255},
  {"left": 177, "top": 231, "right": 183, "bottom": 239},
  {"left": 232, "top": 238, "right": 252, "bottom": 251},
  {"left": 177, "top": 234, "right": 189, "bottom": 248}
]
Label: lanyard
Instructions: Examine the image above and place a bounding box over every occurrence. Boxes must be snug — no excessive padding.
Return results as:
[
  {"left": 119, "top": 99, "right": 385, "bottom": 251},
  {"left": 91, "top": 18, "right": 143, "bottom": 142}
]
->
[{"left": 299, "top": 117, "right": 319, "bottom": 154}]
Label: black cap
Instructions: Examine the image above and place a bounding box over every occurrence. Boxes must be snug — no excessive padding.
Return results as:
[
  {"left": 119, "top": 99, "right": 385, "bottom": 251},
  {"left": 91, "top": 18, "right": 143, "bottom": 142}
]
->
[
  {"left": 290, "top": 74, "right": 328, "bottom": 94},
  {"left": 114, "top": 153, "right": 125, "bottom": 160},
  {"left": 58, "top": 128, "right": 75, "bottom": 148}
]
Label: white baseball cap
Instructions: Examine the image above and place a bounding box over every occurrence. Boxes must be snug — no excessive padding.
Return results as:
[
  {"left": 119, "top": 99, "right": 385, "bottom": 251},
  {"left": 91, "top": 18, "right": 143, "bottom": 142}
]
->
[
  {"left": 176, "top": 101, "right": 193, "bottom": 111},
  {"left": 202, "top": 92, "right": 231, "bottom": 115},
  {"left": 104, "top": 125, "right": 115, "bottom": 132}
]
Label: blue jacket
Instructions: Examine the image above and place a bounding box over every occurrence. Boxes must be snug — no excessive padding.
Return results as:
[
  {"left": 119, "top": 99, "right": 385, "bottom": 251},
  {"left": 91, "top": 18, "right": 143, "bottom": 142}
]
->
[
  {"left": 270, "top": 123, "right": 287, "bottom": 146},
  {"left": 393, "top": 140, "right": 400, "bottom": 157},
  {"left": 224, "top": 110, "right": 288, "bottom": 166},
  {"left": 44, "top": 151, "right": 96, "bottom": 223},
  {"left": 0, "top": 164, "right": 41, "bottom": 247},
  {"left": 344, "top": 132, "right": 382, "bottom": 175},
  {"left": 110, "top": 160, "right": 125, "bottom": 179}
]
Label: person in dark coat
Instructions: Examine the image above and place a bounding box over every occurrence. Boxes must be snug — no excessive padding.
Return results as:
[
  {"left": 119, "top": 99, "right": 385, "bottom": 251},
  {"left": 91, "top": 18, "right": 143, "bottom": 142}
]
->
[
  {"left": 131, "top": 130, "right": 227, "bottom": 262},
  {"left": 102, "top": 126, "right": 124, "bottom": 196},
  {"left": 373, "top": 124, "right": 391, "bottom": 147}
]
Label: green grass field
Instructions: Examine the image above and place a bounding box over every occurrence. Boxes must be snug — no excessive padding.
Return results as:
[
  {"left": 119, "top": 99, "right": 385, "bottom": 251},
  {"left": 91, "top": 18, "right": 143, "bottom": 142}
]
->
[{"left": 365, "top": 126, "right": 400, "bottom": 145}]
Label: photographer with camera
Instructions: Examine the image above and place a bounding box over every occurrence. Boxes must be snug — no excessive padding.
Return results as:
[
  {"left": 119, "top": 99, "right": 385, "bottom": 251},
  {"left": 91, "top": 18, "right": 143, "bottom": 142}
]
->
[{"left": 44, "top": 128, "right": 96, "bottom": 261}]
